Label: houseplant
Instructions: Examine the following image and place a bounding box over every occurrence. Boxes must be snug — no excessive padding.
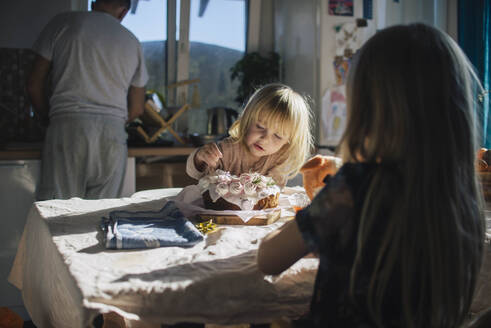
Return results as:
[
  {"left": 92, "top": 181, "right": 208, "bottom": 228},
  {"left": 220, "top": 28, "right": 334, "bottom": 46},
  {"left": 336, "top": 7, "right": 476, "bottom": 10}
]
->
[{"left": 230, "top": 51, "right": 280, "bottom": 105}]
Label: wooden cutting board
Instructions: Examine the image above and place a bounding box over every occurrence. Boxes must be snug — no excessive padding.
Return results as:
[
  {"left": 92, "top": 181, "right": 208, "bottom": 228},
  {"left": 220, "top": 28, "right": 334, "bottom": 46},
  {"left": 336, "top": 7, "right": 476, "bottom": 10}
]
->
[{"left": 198, "top": 209, "right": 282, "bottom": 225}]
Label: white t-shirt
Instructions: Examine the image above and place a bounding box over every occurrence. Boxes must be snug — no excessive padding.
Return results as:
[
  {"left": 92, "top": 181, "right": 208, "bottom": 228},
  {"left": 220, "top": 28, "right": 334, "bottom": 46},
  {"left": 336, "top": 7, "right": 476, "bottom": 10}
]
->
[{"left": 33, "top": 11, "right": 149, "bottom": 120}]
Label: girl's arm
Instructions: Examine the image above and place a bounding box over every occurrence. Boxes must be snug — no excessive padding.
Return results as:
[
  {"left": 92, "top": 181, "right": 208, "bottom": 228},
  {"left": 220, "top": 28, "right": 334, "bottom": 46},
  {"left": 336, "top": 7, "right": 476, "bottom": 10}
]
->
[
  {"left": 186, "top": 148, "right": 206, "bottom": 180},
  {"left": 257, "top": 220, "right": 309, "bottom": 275},
  {"left": 195, "top": 142, "right": 223, "bottom": 169}
]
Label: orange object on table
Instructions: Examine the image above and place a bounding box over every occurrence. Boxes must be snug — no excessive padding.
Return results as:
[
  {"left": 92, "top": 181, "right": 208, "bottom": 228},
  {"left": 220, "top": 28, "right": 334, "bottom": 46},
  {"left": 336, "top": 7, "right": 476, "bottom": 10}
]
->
[
  {"left": 293, "top": 206, "right": 304, "bottom": 213},
  {"left": 0, "top": 307, "right": 23, "bottom": 328},
  {"left": 477, "top": 148, "right": 491, "bottom": 201},
  {"left": 300, "top": 155, "right": 343, "bottom": 200}
]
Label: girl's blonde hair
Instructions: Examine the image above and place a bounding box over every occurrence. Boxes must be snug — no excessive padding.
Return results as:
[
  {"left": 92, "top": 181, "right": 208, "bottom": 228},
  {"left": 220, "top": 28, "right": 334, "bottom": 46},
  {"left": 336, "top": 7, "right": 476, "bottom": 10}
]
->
[
  {"left": 340, "top": 24, "right": 485, "bottom": 327},
  {"left": 229, "top": 83, "right": 314, "bottom": 180}
]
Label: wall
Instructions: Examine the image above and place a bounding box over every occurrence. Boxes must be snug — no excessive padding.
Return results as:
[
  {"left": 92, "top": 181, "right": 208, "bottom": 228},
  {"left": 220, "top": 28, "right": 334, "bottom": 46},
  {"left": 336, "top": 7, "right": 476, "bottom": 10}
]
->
[
  {"left": 446, "top": 0, "right": 457, "bottom": 41},
  {"left": 384, "top": 0, "right": 448, "bottom": 30},
  {"left": 318, "top": 0, "right": 377, "bottom": 103},
  {"left": 0, "top": 0, "right": 76, "bottom": 143},
  {"left": 247, "top": 0, "right": 275, "bottom": 55},
  {"left": 272, "top": 0, "right": 381, "bottom": 147},
  {"left": 274, "top": 0, "right": 318, "bottom": 131},
  {"left": 0, "top": 0, "right": 70, "bottom": 49},
  {"left": 316, "top": 0, "right": 378, "bottom": 147},
  {"left": 381, "top": 0, "right": 457, "bottom": 40},
  {"left": 315, "top": 0, "right": 454, "bottom": 147}
]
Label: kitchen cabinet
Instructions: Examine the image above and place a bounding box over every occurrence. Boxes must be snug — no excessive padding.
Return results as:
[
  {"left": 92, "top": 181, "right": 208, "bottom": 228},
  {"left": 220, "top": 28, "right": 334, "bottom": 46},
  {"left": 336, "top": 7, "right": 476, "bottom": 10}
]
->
[{"left": 0, "top": 160, "right": 40, "bottom": 319}]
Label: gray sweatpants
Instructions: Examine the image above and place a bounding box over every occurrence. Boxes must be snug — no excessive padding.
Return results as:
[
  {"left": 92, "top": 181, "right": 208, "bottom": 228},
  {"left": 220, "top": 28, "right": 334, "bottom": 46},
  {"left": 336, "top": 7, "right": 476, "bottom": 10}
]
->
[{"left": 37, "top": 113, "right": 127, "bottom": 200}]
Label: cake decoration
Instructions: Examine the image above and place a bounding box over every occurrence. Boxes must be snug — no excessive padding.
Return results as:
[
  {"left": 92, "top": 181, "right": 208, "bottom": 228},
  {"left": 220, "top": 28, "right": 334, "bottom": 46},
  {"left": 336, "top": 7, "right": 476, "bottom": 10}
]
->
[{"left": 198, "top": 170, "right": 280, "bottom": 211}]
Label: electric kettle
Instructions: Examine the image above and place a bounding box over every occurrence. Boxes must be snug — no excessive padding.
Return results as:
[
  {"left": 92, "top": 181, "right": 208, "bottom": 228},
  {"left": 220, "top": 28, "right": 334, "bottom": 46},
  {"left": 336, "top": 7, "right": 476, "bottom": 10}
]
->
[{"left": 206, "top": 107, "right": 238, "bottom": 136}]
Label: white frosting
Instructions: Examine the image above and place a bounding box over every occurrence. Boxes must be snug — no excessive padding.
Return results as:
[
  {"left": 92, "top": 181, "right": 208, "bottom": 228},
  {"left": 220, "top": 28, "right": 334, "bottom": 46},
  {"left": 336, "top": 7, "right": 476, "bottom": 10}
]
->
[{"left": 198, "top": 170, "right": 281, "bottom": 210}]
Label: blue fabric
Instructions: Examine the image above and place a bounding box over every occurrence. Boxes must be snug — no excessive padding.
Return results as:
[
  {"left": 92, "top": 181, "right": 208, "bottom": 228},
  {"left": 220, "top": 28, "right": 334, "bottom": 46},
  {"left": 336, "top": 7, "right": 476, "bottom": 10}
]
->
[
  {"left": 101, "top": 201, "right": 203, "bottom": 249},
  {"left": 458, "top": 0, "right": 491, "bottom": 147}
]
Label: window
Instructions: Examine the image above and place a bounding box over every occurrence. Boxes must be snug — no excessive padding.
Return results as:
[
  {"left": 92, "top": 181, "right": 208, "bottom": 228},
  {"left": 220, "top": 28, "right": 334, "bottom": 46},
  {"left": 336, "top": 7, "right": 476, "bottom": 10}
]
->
[
  {"left": 187, "top": 0, "right": 246, "bottom": 133},
  {"left": 88, "top": 0, "right": 168, "bottom": 97},
  {"left": 123, "top": 0, "right": 167, "bottom": 97},
  {"left": 88, "top": 0, "right": 247, "bottom": 136}
]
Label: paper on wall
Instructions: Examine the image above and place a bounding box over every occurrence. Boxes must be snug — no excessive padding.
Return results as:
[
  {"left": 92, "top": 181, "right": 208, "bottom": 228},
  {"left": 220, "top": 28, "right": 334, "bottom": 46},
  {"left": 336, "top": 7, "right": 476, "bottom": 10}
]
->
[{"left": 320, "top": 85, "right": 347, "bottom": 146}]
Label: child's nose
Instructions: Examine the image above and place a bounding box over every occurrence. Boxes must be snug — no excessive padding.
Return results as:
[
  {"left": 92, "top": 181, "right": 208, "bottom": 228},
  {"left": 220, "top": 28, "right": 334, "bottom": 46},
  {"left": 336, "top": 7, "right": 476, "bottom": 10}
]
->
[{"left": 261, "top": 133, "right": 274, "bottom": 143}]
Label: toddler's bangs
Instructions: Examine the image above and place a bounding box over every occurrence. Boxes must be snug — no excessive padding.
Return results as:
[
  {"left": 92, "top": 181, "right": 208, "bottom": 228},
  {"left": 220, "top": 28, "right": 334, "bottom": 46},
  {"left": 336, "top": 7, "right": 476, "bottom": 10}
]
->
[{"left": 255, "top": 104, "right": 295, "bottom": 140}]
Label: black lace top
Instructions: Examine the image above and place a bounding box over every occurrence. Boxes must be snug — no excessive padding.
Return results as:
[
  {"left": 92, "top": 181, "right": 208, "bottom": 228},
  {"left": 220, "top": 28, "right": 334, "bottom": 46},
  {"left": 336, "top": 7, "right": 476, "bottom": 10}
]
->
[{"left": 296, "top": 162, "right": 402, "bottom": 327}]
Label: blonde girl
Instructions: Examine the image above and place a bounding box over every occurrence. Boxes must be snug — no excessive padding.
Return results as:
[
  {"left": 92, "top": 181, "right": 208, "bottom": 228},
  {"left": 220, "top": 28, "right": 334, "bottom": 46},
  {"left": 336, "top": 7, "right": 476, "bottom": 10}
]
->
[
  {"left": 257, "top": 24, "right": 485, "bottom": 327},
  {"left": 186, "top": 83, "right": 314, "bottom": 187}
]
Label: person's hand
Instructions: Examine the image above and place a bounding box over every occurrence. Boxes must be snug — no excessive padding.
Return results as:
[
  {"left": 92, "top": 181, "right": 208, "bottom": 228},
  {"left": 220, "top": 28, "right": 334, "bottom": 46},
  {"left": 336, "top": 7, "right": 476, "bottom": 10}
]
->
[{"left": 194, "top": 143, "right": 223, "bottom": 171}]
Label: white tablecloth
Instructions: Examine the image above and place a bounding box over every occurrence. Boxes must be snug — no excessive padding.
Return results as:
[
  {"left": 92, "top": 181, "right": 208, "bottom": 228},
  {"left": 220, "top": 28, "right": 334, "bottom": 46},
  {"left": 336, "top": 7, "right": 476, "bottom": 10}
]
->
[
  {"left": 8, "top": 189, "right": 491, "bottom": 327},
  {"left": 8, "top": 188, "right": 318, "bottom": 328},
  {"left": 472, "top": 209, "right": 491, "bottom": 314}
]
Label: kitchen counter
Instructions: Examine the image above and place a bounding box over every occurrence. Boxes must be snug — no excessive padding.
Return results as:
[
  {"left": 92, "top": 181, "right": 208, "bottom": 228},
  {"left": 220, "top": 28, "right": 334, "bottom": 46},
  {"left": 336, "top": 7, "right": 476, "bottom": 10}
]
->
[{"left": 0, "top": 144, "right": 196, "bottom": 160}]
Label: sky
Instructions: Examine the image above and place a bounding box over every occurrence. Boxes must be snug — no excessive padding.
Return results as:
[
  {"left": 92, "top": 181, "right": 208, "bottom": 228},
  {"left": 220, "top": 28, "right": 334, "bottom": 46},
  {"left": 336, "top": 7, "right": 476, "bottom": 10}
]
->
[{"left": 91, "top": 0, "right": 246, "bottom": 51}]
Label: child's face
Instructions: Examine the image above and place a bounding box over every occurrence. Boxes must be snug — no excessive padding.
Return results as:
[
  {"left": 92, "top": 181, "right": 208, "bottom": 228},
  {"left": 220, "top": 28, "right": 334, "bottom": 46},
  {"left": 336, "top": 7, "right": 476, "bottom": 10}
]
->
[{"left": 245, "top": 120, "right": 289, "bottom": 158}]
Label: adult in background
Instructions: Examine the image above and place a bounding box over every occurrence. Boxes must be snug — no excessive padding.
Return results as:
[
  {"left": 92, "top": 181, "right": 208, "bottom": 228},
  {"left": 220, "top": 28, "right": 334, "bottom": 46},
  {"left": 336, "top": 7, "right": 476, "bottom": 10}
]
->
[{"left": 27, "top": 0, "right": 148, "bottom": 200}]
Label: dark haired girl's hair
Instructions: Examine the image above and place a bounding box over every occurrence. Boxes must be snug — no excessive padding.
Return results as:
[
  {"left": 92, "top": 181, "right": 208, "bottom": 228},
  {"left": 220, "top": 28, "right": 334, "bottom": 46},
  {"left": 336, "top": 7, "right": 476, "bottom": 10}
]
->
[{"left": 340, "top": 23, "right": 485, "bottom": 327}]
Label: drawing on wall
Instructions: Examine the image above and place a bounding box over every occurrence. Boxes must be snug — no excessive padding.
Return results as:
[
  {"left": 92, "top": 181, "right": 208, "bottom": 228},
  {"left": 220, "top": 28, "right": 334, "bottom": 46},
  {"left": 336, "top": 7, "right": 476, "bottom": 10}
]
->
[
  {"left": 321, "top": 86, "right": 347, "bottom": 146},
  {"left": 333, "top": 55, "right": 351, "bottom": 85},
  {"left": 328, "top": 0, "right": 354, "bottom": 16},
  {"left": 333, "top": 22, "right": 358, "bottom": 85},
  {"left": 334, "top": 22, "right": 358, "bottom": 56}
]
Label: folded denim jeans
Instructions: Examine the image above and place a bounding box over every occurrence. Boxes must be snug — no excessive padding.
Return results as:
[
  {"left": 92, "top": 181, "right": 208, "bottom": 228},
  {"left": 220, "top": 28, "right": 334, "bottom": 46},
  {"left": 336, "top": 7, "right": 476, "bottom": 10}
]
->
[{"left": 101, "top": 201, "right": 203, "bottom": 249}]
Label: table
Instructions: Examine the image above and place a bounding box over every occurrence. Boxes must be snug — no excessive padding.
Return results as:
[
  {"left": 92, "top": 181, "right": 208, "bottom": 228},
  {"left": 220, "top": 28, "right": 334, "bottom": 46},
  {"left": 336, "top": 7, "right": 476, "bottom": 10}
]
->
[
  {"left": 8, "top": 188, "right": 318, "bottom": 328},
  {"left": 473, "top": 208, "right": 491, "bottom": 314},
  {"left": 8, "top": 189, "right": 491, "bottom": 328}
]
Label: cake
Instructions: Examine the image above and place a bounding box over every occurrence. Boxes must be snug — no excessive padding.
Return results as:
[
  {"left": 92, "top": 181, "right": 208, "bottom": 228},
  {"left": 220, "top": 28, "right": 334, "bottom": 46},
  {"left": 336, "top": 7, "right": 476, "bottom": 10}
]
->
[{"left": 198, "top": 170, "right": 280, "bottom": 211}]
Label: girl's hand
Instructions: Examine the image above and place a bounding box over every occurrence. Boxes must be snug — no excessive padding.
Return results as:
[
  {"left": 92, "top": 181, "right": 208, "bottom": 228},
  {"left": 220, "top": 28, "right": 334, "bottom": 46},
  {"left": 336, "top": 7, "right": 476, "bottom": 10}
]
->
[{"left": 194, "top": 143, "right": 223, "bottom": 171}]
